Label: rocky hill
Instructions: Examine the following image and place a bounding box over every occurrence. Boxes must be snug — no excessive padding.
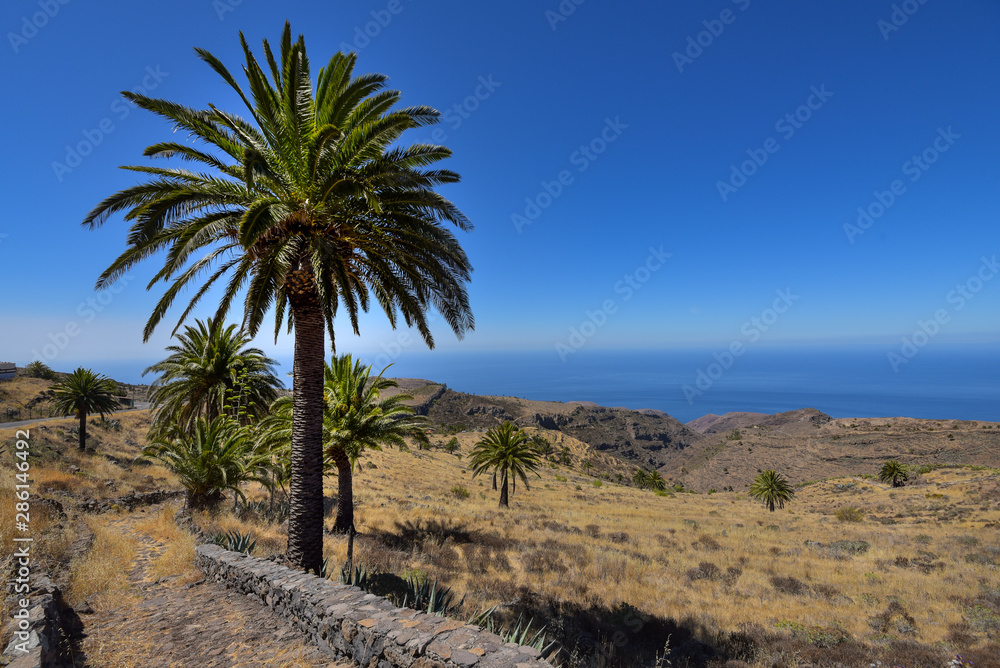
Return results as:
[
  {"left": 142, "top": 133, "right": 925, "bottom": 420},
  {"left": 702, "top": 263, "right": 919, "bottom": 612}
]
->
[{"left": 390, "top": 379, "right": 1000, "bottom": 493}]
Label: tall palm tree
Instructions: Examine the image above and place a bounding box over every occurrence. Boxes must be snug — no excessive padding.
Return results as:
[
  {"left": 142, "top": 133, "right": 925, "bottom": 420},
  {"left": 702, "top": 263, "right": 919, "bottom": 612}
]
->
[
  {"left": 81, "top": 23, "right": 473, "bottom": 574},
  {"left": 469, "top": 422, "right": 544, "bottom": 508},
  {"left": 749, "top": 469, "right": 795, "bottom": 512},
  {"left": 322, "top": 354, "right": 427, "bottom": 533},
  {"left": 144, "top": 318, "right": 282, "bottom": 437},
  {"left": 139, "top": 416, "right": 268, "bottom": 509},
  {"left": 50, "top": 368, "right": 121, "bottom": 451},
  {"left": 878, "top": 460, "right": 909, "bottom": 488}
]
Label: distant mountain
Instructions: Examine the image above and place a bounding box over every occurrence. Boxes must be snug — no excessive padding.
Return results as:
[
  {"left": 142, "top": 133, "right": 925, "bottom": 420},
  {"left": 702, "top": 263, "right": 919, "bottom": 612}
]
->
[{"left": 389, "top": 379, "right": 1000, "bottom": 492}]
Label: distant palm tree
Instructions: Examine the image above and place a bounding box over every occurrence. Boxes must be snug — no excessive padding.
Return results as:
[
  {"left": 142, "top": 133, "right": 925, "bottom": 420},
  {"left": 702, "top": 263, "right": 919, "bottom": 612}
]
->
[
  {"left": 140, "top": 416, "right": 267, "bottom": 508},
  {"left": 144, "top": 318, "right": 281, "bottom": 437},
  {"left": 81, "top": 23, "right": 473, "bottom": 574},
  {"left": 24, "top": 361, "right": 57, "bottom": 380},
  {"left": 647, "top": 470, "right": 667, "bottom": 491},
  {"left": 322, "top": 355, "right": 427, "bottom": 533},
  {"left": 633, "top": 469, "right": 651, "bottom": 488},
  {"left": 50, "top": 368, "right": 121, "bottom": 450},
  {"left": 749, "top": 469, "right": 794, "bottom": 512},
  {"left": 469, "top": 422, "right": 543, "bottom": 508},
  {"left": 878, "top": 460, "right": 909, "bottom": 488}
]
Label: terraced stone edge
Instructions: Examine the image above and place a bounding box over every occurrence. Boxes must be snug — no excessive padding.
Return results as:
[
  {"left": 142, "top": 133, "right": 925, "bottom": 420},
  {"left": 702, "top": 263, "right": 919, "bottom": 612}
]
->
[{"left": 196, "top": 544, "right": 553, "bottom": 668}]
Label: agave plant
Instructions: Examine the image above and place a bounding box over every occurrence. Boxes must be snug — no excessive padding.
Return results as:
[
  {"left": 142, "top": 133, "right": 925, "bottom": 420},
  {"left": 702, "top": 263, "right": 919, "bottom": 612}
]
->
[
  {"left": 338, "top": 562, "right": 375, "bottom": 589},
  {"left": 878, "top": 460, "right": 909, "bottom": 488},
  {"left": 213, "top": 529, "right": 257, "bottom": 555},
  {"left": 399, "top": 576, "right": 463, "bottom": 616},
  {"left": 469, "top": 607, "right": 561, "bottom": 662}
]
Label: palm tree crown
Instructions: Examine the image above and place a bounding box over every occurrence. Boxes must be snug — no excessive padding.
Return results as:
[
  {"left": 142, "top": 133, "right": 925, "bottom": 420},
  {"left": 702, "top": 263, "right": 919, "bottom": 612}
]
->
[
  {"left": 749, "top": 469, "right": 794, "bottom": 512},
  {"left": 81, "top": 22, "right": 474, "bottom": 574},
  {"left": 469, "top": 422, "right": 544, "bottom": 508},
  {"left": 144, "top": 318, "right": 281, "bottom": 437},
  {"left": 878, "top": 460, "right": 909, "bottom": 488},
  {"left": 50, "top": 368, "right": 121, "bottom": 451},
  {"left": 140, "top": 416, "right": 267, "bottom": 509}
]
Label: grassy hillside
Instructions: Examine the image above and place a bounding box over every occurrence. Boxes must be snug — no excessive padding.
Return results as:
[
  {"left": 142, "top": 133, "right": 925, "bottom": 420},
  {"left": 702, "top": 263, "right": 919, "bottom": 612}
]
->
[{"left": 189, "top": 431, "right": 1000, "bottom": 667}]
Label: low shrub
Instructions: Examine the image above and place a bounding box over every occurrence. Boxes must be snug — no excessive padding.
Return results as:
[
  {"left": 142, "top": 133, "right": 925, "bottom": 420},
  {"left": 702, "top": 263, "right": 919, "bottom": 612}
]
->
[{"left": 834, "top": 506, "right": 865, "bottom": 522}]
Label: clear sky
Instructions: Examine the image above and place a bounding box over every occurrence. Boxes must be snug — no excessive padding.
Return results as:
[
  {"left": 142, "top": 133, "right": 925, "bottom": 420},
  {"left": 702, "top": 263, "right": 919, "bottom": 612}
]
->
[{"left": 2, "top": 0, "right": 998, "bottom": 374}]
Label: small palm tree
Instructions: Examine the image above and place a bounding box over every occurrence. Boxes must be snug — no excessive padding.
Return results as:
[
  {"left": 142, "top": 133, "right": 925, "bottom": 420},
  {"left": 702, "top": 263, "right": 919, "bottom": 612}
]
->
[
  {"left": 749, "top": 469, "right": 794, "bottom": 512},
  {"left": 144, "top": 318, "right": 281, "bottom": 437},
  {"left": 139, "top": 416, "right": 267, "bottom": 508},
  {"left": 24, "top": 361, "right": 57, "bottom": 380},
  {"left": 633, "top": 469, "right": 651, "bottom": 488},
  {"left": 322, "top": 355, "right": 427, "bottom": 533},
  {"left": 647, "top": 470, "right": 667, "bottom": 492},
  {"left": 50, "top": 368, "right": 121, "bottom": 451},
  {"left": 878, "top": 460, "right": 909, "bottom": 488},
  {"left": 469, "top": 422, "right": 543, "bottom": 508}
]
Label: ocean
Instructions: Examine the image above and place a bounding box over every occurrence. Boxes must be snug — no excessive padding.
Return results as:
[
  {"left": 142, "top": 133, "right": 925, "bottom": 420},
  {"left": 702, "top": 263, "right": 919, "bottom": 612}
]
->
[{"left": 96, "top": 344, "right": 1000, "bottom": 424}]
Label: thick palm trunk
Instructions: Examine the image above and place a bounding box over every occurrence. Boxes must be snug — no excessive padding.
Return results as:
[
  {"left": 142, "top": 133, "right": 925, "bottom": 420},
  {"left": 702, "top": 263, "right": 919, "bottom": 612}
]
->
[
  {"left": 286, "top": 299, "right": 326, "bottom": 575},
  {"left": 78, "top": 411, "right": 87, "bottom": 451},
  {"left": 499, "top": 470, "right": 509, "bottom": 508},
  {"left": 329, "top": 446, "right": 354, "bottom": 533}
]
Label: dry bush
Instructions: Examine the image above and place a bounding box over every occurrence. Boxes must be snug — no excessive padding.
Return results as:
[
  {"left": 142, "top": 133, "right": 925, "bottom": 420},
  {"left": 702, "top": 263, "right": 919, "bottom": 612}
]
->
[{"left": 770, "top": 575, "right": 810, "bottom": 596}]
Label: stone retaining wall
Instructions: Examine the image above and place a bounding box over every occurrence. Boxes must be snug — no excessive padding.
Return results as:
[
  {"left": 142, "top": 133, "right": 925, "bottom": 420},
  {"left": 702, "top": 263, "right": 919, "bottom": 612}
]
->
[
  {"left": 196, "top": 544, "right": 553, "bottom": 667},
  {"left": 1, "top": 573, "right": 70, "bottom": 668}
]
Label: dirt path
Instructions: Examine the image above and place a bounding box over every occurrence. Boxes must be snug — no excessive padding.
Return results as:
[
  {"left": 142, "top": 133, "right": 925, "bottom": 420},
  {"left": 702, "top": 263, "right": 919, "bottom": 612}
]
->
[{"left": 79, "top": 512, "right": 353, "bottom": 668}]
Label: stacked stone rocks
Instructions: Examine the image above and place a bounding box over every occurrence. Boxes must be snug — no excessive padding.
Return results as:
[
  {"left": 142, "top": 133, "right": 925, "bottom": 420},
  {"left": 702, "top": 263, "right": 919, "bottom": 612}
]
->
[
  {"left": 1, "top": 573, "right": 70, "bottom": 668},
  {"left": 196, "top": 544, "right": 553, "bottom": 667}
]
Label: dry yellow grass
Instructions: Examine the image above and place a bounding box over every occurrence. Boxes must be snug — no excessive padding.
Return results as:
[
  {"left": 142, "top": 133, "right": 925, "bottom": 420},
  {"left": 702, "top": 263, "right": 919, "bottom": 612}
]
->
[
  {"left": 195, "top": 436, "right": 999, "bottom": 664},
  {"left": 67, "top": 515, "right": 140, "bottom": 611},
  {"left": 134, "top": 504, "right": 201, "bottom": 582}
]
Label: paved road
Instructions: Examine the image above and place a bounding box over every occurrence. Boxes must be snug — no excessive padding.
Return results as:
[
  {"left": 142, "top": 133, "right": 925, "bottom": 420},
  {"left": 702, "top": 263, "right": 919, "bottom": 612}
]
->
[{"left": 0, "top": 405, "right": 151, "bottom": 431}]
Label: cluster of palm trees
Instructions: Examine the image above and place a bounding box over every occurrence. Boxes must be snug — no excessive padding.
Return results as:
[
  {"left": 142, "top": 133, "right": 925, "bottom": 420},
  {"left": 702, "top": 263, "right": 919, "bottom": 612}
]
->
[
  {"left": 81, "top": 22, "right": 474, "bottom": 574},
  {"left": 135, "top": 318, "right": 427, "bottom": 527},
  {"left": 632, "top": 468, "right": 667, "bottom": 491}
]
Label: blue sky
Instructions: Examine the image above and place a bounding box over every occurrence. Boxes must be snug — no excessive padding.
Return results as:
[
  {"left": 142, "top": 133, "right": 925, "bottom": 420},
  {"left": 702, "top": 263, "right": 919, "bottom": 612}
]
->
[{"left": 2, "top": 0, "right": 999, "bottom": 378}]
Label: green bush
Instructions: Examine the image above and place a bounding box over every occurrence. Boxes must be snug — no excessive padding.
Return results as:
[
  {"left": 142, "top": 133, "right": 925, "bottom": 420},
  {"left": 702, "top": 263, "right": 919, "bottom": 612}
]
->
[
  {"left": 450, "top": 485, "right": 470, "bottom": 499},
  {"left": 834, "top": 506, "right": 865, "bottom": 522}
]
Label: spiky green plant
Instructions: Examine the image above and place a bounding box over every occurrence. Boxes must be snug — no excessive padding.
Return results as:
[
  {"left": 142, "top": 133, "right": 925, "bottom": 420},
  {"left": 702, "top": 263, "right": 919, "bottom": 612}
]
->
[
  {"left": 81, "top": 22, "right": 474, "bottom": 575},
  {"left": 469, "top": 607, "right": 561, "bottom": 661},
  {"left": 400, "top": 576, "right": 462, "bottom": 616},
  {"left": 878, "top": 460, "right": 909, "bottom": 488},
  {"left": 138, "top": 416, "right": 267, "bottom": 508},
  {"left": 749, "top": 469, "right": 794, "bottom": 512},
  {"left": 469, "top": 422, "right": 543, "bottom": 508},
  {"left": 338, "top": 562, "right": 375, "bottom": 589},
  {"left": 213, "top": 529, "right": 257, "bottom": 554},
  {"left": 50, "top": 368, "right": 121, "bottom": 451}
]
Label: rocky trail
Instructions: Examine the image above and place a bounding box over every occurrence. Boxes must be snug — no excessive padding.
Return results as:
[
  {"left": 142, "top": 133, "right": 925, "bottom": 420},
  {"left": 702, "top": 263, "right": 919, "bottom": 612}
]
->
[{"left": 77, "top": 508, "right": 352, "bottom": 668}]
